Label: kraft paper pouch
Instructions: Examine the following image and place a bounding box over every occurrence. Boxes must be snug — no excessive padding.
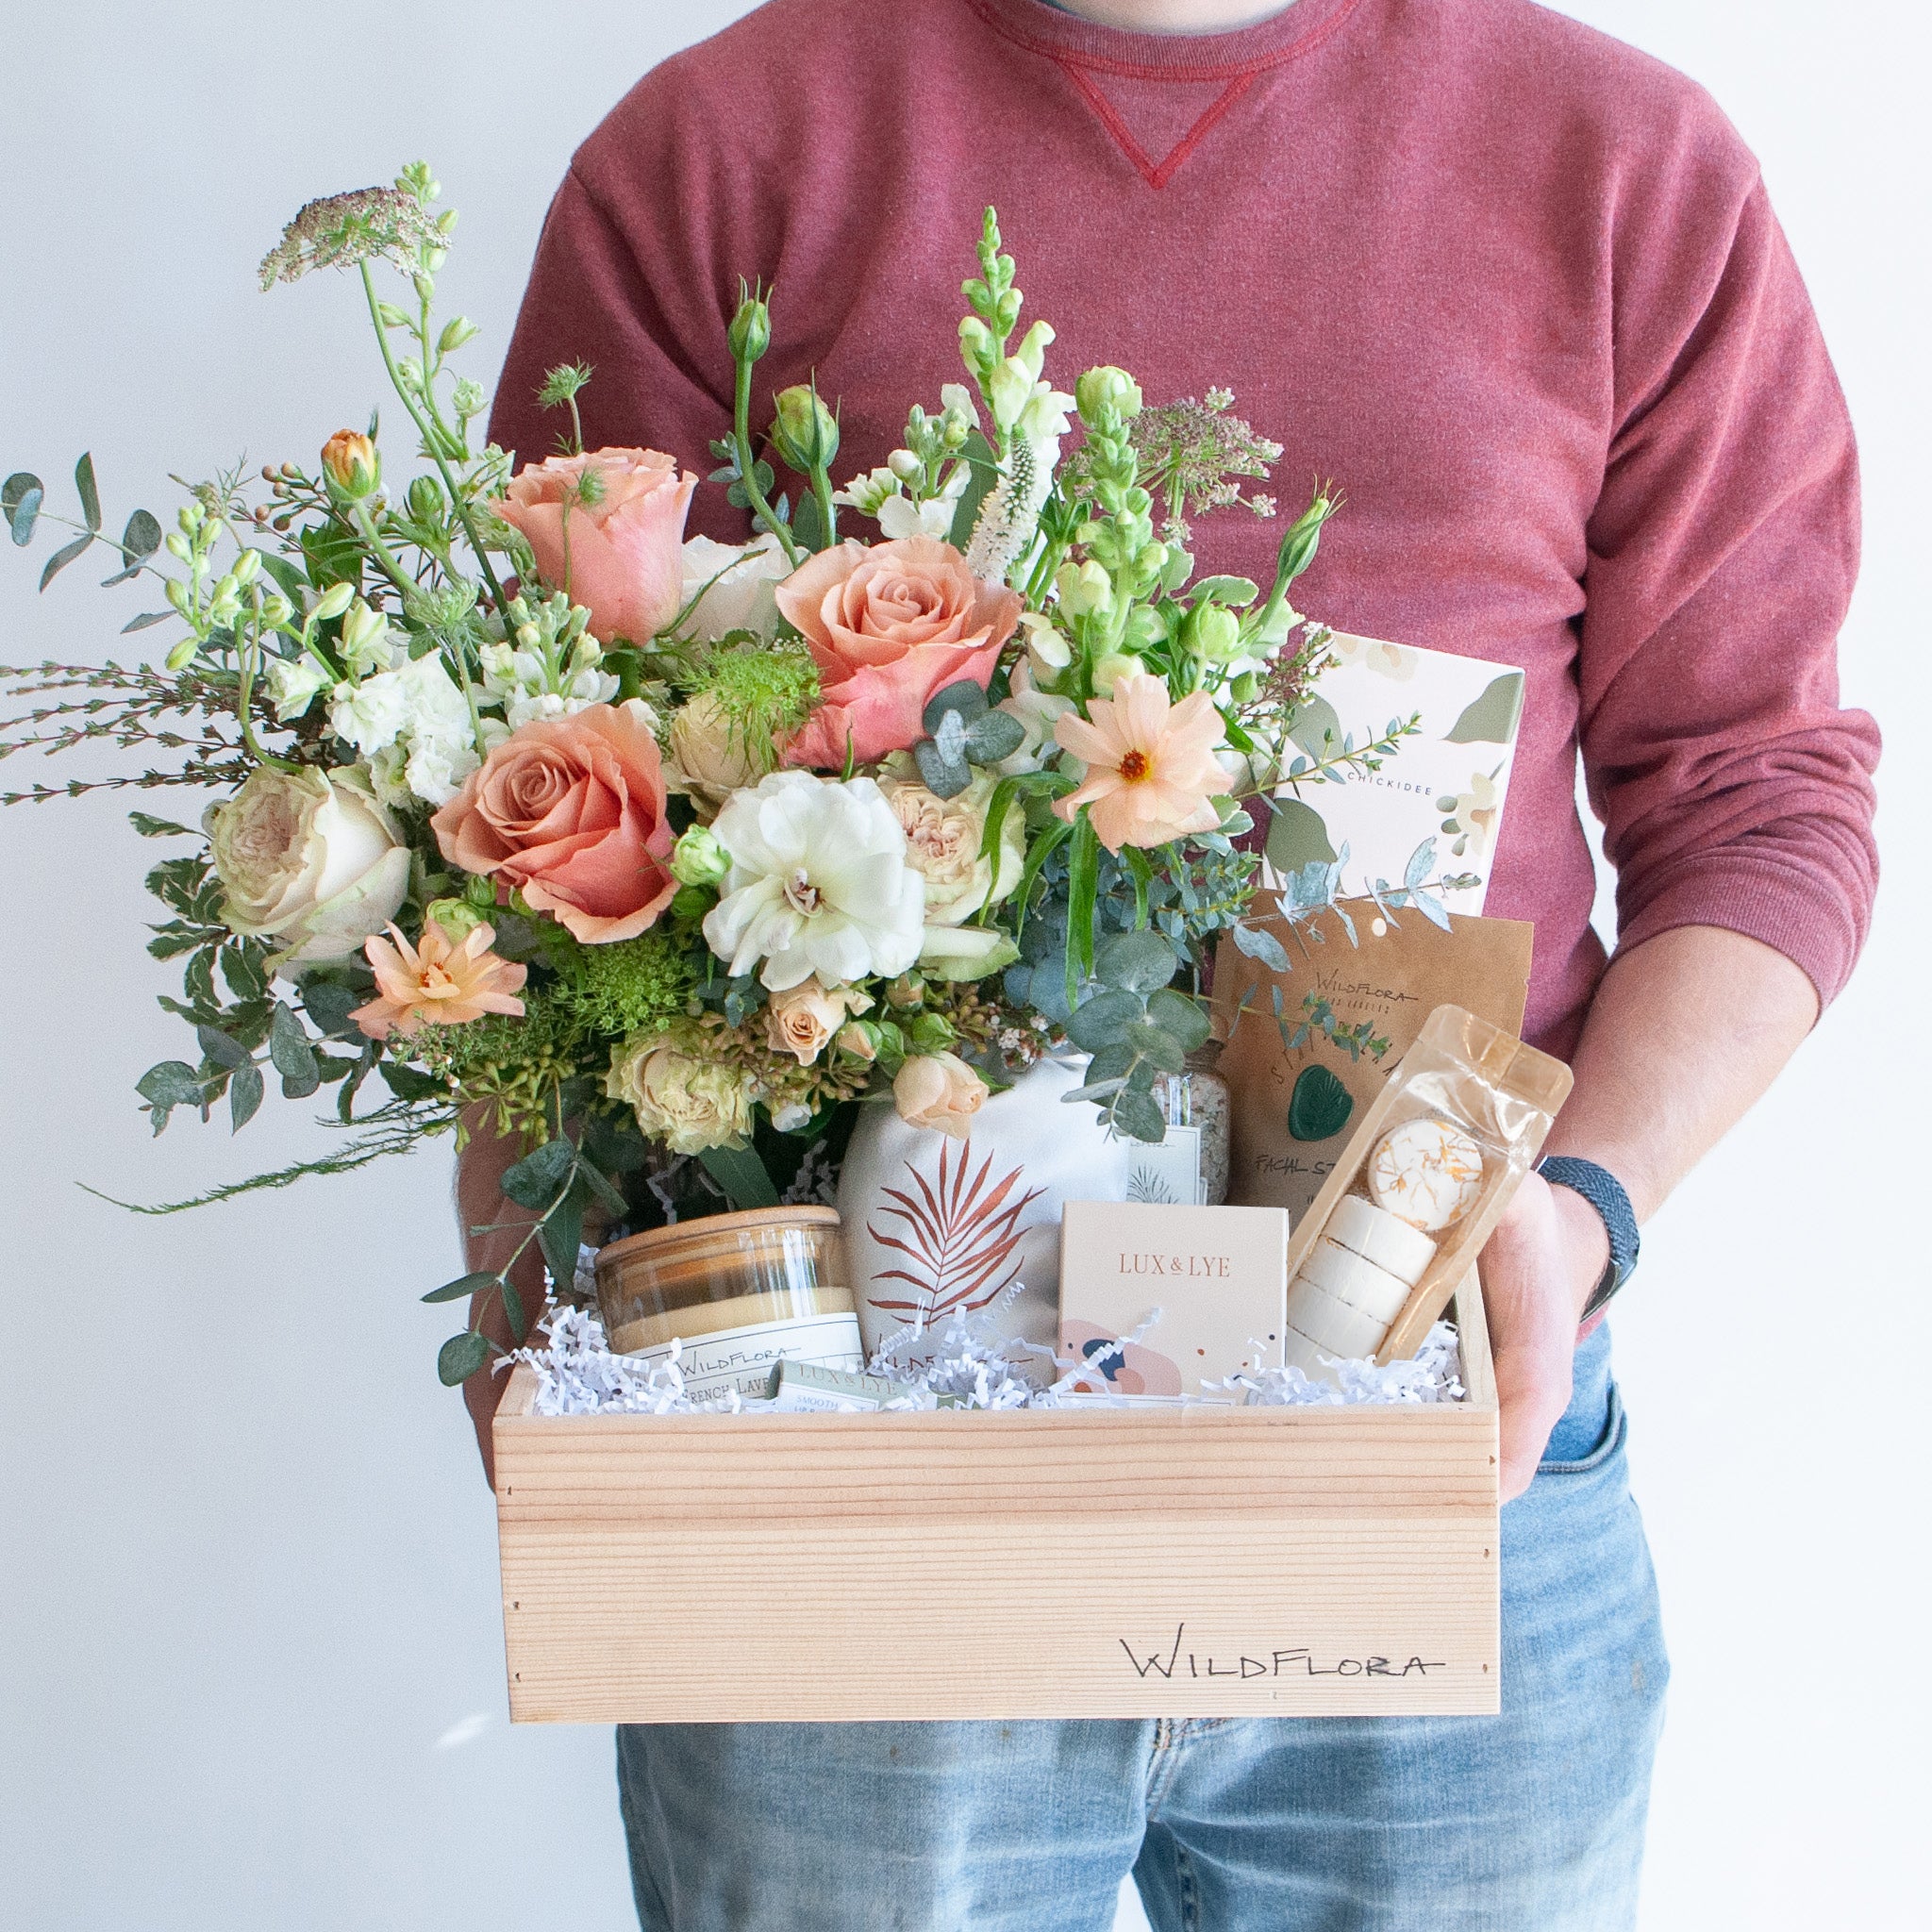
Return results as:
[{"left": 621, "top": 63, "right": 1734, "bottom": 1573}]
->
[{"left": 1211, "top": 903, "right": 1534, "bottom": 1226}]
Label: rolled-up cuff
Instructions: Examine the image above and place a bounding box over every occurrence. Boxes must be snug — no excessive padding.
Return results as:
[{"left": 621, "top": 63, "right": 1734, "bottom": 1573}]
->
[{"left": 1615, "top": 849, "right": 1867, "bottom": 1011}]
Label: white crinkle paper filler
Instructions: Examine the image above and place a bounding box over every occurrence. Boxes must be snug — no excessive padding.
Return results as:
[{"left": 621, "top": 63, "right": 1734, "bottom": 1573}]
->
[
  {"left": 1211, "top": 1320, "right": 1465, "bottom": 1407},
  {"left": 507, "top": 1287, "right": 1465, "bottom": 1416}
]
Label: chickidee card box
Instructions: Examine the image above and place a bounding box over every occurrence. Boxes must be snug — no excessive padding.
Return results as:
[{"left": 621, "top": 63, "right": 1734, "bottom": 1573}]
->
[{"left": 491, "top": 1277, "right": 1500, "bottom": 1724}]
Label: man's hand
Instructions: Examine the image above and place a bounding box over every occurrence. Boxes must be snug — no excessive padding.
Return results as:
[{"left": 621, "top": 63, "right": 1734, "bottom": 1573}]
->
[
  {"left": 1474, "top": 924, "right": 1820, "bottom": 1502},
  {"left": 1478, "top": 1172, "right": 1607, "bottom": 1501}
]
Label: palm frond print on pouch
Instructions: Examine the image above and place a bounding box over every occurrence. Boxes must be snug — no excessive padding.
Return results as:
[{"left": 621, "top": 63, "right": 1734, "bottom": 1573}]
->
[{"left": 866, "top": 1141, "right": 1047, "bottom": 1324}]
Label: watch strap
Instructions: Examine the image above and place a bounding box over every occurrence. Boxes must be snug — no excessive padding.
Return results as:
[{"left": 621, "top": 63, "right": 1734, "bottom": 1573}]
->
[{"left": 1537, "top": 1155, "right": 1640, "bottom": 1321}]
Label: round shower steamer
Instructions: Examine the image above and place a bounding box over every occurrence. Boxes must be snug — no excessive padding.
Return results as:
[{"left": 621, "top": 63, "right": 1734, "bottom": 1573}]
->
[
  {"left": 1326, "top": 1194, "right": 1439, "bottom": 1287},
  {"left": 1367, "top": 1117, "right": 1486, "bottom": 1232}
]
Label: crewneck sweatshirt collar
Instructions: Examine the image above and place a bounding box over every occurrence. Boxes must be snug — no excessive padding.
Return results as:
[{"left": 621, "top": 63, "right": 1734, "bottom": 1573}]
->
[{"left": 969, "top": 0, "right": 1359, "bottom": 76}]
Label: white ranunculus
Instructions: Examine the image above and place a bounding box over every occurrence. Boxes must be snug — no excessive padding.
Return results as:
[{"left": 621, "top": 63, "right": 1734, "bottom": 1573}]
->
[
  {"left": 205, "top": 764, "right": 409, "bottom": 967},
  {"left": 679, "top": 533, "right": 791, "bottom": 641},
  {"left": 702, "top": 770, "right": 925, "bottom": 991}
]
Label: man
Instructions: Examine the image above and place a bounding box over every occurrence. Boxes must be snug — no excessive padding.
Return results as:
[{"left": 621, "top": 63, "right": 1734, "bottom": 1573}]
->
[{"left": 462, "top": 0, "right": 1879, "bottom": 1924}]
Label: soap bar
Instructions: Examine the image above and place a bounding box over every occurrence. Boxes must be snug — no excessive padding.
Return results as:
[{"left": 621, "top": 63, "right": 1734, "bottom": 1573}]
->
[
  {"left": 1286, "top": 1276, "right": 1390, "bottom": 1359},
  {"left": 1368, "top": 1117, "right": 1486, "bottom": 1231},
  {"left": 1325, "top": 1194, "right": 1439, "bottom": 1287},
  {"left": 1298, "top": 1237, "right": 1413, "bottom": 1324}
]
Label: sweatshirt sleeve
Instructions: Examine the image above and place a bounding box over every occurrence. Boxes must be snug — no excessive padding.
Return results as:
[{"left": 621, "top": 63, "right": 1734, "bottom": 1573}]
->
[
  {"left": 1578, "top": 170, "right": 1879, "bottom": 1008},
  {"left": 487, "top": 163, "right": 746, "bottom": 541}
]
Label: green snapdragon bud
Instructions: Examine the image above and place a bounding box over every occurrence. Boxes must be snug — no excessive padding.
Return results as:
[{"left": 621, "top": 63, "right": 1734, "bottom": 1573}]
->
[
  {"left": 407, "top": 475, "right": 445, "bottom": 523},
  {"left": 770, "top": 385, "right": 841, "bottom": 473},
  {"left": 1186, "top": 603, "right": 1244, "bottom": 664},
  {"left": 729, "top": 291, "right": 772, "bottom": 364},
  {"left": 670, "top": 825, "right": 731, "bottom": 889},
  {"left": 1075, "top": 366, "right": 1143, "bottom": 426}
]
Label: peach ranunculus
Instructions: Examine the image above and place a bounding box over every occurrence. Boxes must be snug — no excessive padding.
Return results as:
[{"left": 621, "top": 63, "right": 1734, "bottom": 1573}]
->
[
  {"left": 350, "top": 921, "right": 527, "bottom": 1040},
  {"left": 777, "top": 536, "right": 1022, "bottom": 768},
  {"left": 491, "top": 448, "right": 697, "bottom": 644},
  {"left": 891, "top": 1051, "right": 988, "bottom": 1140},
  {"left": 1052, "top": 671, "right": 1227, "bottom": 853},
  {"left": 430, "top": 699, "right": 677, "bottom": 943}
]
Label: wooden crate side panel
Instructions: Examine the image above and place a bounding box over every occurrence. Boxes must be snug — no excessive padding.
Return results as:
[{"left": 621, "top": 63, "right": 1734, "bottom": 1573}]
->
[{"left": 499, "top": 1510, "right": 1498, "bottom": 1722}]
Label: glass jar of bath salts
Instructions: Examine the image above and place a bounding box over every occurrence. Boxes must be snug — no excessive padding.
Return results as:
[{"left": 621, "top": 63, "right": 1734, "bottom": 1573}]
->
[
  {"left": 1151, "top": 1044, "right": 1233, "bottom": 1206},
  {"left": 593, "top": 1206, "right": 865, "bottom": 1401}
]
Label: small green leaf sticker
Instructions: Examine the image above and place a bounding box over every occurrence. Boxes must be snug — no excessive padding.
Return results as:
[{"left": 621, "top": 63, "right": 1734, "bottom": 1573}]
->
[
  {"left": 1265, "top": 797, "right": 1337, "bottom": 875},
  {"left": 1445, "top": 672, "right": 1525, "bottom": 745},
  {"left": 1287, "top": 1063, "right": 1354, "bottom": 1142}
]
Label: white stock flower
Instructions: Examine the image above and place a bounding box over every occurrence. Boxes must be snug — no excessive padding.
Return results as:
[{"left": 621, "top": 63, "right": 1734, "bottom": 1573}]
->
[
  {"left": 333, "top": 654, "right": 480, "bottom": 807},
  {"left": 702, "top": 770, "right": 924, "bottom": 991},
  {"left": 678, "top": 533, "right": 791, "bottom": 641}
]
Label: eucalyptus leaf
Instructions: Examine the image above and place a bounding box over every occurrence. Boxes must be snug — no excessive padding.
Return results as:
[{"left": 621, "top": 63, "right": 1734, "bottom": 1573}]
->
[
  {"left": 38, "top": 532, "right": 92, "bottom": 591},
  {"left": 1123, "top": 1020, "right": 1188, "bottom": 1074},
  {"left": 963, "top": 708, "right": 1025, "bottom": 762},
  {"left": 437, "top": 1330, "right": 491, "bottom": 1386},
  {"left": 538, "top": 1198, "right": 584, "bottom": 1291},
  {"left": 269, "top": 1003, "right": 320, "bottom": 1092},
  {"left": 922, "top": 679, "right": 989, "bottom": 733},
  {"left": 1145, "top": 988, "right": 1212, "bottom": 1051},
  {"left": 8, "top": 482, "right": 43, "bottom": 546},
  {"left": 913, "top": 739, "right": 971, "bottom": 799},
  {"left": 1, "top": 473, "right": 42, "bottom": 525},
  {"left": 791, "top": 489, "right": 828, "bottom": 555},
  {"left": 501, "top": 1136, "right": 576, "bottom": 1210},
  {"left": 575, "top": 1157, "right": 628, "bottom": 1217},
  {"left": 1094, "top": 927, "right": 1178, "bottom": 994},
  {"left": 300, "top": 979, "right": 365, "bottom": 1040},
  {"left": 1061, "top": 1075, "right": 1128, "bottom": 1104},
  {"left": 100, "top": 508, "right": 163, "bottom": 585},
  {"left": 75, "top": 452, "right": 101, "bottom": 531},
  {"left": 423, "top": 1272, "right": 499, "bottom": 1304},
  {"left": 1064, "top": 987, "right": 1143, "bottom": 1052},
  {"left": 1085, "top": 1041, "right": 1136, "bottom": 1088},
  {"left": 119, "top": 610, "right": 174, "bottom": 632},
  {"left": 932, "top": 707, "right": 969, "bottom": 766},
  {"left": 1229, "top": 922, "right": 1291, "bottom": 973},
  {"left": 1110, "top": 1091, "right": 1167, "bottom": 1144},
  {"left": 697, "top": 1143, "right": 780, "bottom": 1209},
  {"left": 227, "top": 1060, "right": 265, "bottom": 1131}
]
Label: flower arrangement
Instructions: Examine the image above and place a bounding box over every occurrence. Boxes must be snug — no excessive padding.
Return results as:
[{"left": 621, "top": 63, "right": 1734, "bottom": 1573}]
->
[{"left": 2, "top": 169, "right": 1419, "bottom": 1383}]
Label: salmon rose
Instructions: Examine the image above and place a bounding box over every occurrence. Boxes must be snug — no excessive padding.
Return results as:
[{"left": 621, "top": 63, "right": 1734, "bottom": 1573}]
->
[
  {"left": 430, "top": 700, "right": 677, "bottom": 943},
  {"left": 491, "top": 448, "right": 697, "bottom": 644},
  {"left": 778, "top": 536, "right": 1022, "bottom": 768}
]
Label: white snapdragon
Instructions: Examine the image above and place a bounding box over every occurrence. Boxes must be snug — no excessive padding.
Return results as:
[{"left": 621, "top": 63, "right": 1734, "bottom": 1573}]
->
[
  {"left": 994, "top": 661, "right": 1078, "bottom": 777},
  {"left": 702, "top": 771, "right": 925, "bottom": 991},
  {"left": 263, "top": 656, "right": 330, "bottom": 722}
]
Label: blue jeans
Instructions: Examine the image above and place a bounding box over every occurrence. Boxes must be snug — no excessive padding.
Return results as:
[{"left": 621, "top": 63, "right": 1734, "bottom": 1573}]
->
[{"left": 616, "top": 1327, "right": 1667, "bottom": 1930}]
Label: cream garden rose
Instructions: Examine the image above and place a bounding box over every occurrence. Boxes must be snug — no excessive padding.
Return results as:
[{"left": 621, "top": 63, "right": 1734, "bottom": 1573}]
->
[
  {"left": 605, "top": 1032, "right": 756, "bottom": 1155},
  {"left": 763, "top": 978, "right": 873, "bottom": 1066},
  {"left": 206, "top": 764, "right": 409, "bottom": 966},
  {"left": 877, "top": 765, "right": 1024, "bottom": 926}
]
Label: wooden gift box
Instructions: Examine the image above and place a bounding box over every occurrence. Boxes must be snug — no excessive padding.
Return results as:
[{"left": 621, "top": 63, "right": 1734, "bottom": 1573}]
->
[{"left": 492, "top": 1278, "right": 1499, "bottom": 1724}]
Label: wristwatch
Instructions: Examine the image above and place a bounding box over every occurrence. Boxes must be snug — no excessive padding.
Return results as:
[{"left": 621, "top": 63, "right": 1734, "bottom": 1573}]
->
[{"left": 1537, "top": 1155, "right": 1640, "bottom": 1322}]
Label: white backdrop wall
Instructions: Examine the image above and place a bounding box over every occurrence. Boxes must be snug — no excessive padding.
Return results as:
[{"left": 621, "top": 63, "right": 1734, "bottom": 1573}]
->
[{"left": 0, "top": 6, "right": 1923, "bottom": 1929}]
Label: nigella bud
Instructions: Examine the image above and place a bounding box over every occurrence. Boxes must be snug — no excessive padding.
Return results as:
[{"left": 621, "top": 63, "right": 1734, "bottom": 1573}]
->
[
  {"left": 1184, "top": 603, "right": 1243, "bottom": 664},
  {"left": 320, "top": 429, "right": 380, "bottom": 499},
  {"left": 406, "top": 475, "right": 445, "bottom": 523},
  {"left": 728, "top": 291, "right": 772, "bottom": 364},
  {"left": 770, "top": 384, "right": 841, "bottom": 473}
]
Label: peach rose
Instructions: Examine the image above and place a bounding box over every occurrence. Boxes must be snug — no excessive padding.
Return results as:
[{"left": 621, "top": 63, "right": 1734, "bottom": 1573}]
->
[
  {"left": 778, "top": 536, "right": 1022, "bottom": 768},
  {"left": 891, "top": 1051, "right": 989, "bottom": 1140},
  {"left": 491, "top": 447, "right": 697, "bottom": 644},
  {"left": 764, "top": 978, "right": 873, "bottom": 1066},
  {"left": 430, "top": 699, "right": 676, "bottom": 943}
]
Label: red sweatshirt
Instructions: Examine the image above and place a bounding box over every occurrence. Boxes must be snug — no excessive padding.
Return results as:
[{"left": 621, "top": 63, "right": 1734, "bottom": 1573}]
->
[{"left": 490, "top": 0, "right": 1880, "bottom": 1058}]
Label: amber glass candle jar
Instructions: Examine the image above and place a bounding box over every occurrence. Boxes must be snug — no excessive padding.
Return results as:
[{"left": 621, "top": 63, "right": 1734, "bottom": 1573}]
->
[{"left": 593, "top": 1207, "right": 865, "bottom": 1401}]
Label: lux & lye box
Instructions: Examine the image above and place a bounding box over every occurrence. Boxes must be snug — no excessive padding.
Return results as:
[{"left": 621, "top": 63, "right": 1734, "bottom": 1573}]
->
[{"left": 491, "top": 1275, "right": 1500, "bottom": 1724}]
